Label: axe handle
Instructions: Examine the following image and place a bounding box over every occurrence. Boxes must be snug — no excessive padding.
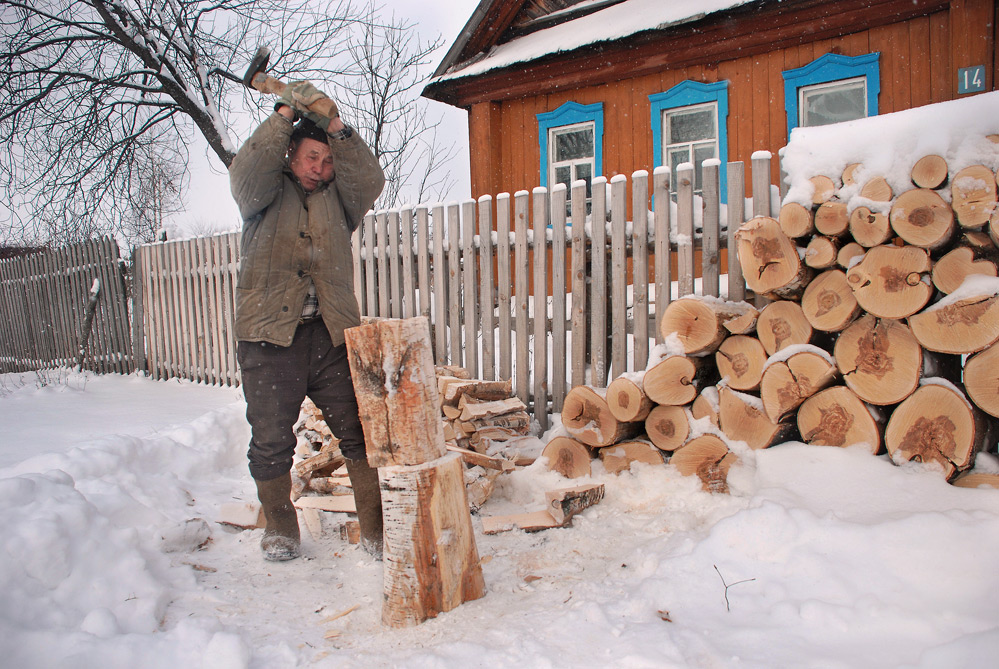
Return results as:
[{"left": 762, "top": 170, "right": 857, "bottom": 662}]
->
[{"left": 251, "top": 72, "right": 339, "bottom": 120}]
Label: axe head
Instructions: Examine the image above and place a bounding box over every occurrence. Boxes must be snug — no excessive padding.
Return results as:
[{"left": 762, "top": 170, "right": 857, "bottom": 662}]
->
[{"left": 242, "top": 46, "right": 271, "bottom": 89}]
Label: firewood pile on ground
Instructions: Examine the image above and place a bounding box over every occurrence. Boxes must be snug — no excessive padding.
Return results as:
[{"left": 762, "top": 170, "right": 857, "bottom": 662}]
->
[{"left": 548, "top": 140, "right": 999, "bottom": 493}]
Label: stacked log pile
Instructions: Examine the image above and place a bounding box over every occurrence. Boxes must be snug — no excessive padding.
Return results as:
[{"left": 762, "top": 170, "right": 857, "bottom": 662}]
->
[
  {"left": 436, "top": 366, "right": 532, "bottom": 454},
  {"left": 545, "top": 151, "right": 999, "bottom": 491}
]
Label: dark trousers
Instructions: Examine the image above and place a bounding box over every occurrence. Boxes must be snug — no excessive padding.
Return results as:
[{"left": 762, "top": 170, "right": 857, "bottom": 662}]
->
[{"left": 238, "top": 319, "right": 366, "bottom": 481}]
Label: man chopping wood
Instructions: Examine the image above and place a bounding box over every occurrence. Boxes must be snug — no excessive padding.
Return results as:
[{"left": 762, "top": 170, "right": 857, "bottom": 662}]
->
[{"left": 229, "top": 80, "right": 385, "bottom": 561}]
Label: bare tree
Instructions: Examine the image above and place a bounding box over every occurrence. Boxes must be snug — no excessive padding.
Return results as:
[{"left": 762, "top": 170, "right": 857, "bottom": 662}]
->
[
  {"left": 337, "top": 8, "right": 457, "bottom": 209},
  {"left": 0, "top": 0, "right": 368, "bottom": 247}
]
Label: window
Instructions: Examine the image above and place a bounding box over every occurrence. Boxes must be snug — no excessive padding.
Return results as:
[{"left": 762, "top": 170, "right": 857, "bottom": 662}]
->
[
  {"left": 650, "top": 80, "right": 729, "bottom": 200},
  {"left": 549, "top": 123, "right": 594, "bottom": 213},
  {"left": 783, "top": 52, "right": 880, "bottom": 136},
  {"left": 538, "top": 102, "right": 603, "bottom": 216},
  {"left": 663, "top": 102, "right": 718, "bottom": 196}
]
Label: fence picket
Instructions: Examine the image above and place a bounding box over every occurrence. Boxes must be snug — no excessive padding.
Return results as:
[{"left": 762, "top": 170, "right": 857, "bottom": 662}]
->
[
  {"left": 462, "top": 199, "right": 478, "bottom": 378},
  {"left": 727, "top": 162, "right": 747, "bottom": 302},
  {"left": 477, "top": 196, "right": 495, "bottom": 380},
  {"left": 446, "top": 202, "right": 462, "bottom": 367},
  {"left": 514, "top": 191, "right": 530, "bottom": 404},
  {"left": 401, "top": 208, "right": 415, "bottom": 318},
  {"left": 632, "top": 170, "right": 650, "bottom": 370},
  {"left": 590, "top": 176, "right": 608, "bottom": 388},
  {"left": 532, "top": 188, "right": 549, "bottom": 430},
  {"left": 550, "top": 184, "right": 567, "bottom": 411},
  {"left": 702, "top": 161, "right": 721, "bottom": 298},
  {"left": 431, "top": 204, "right": 447, "bottom": 364},
  {"left": 569, "top": 180, "right": 587, "bottom": 388},
  {"left": 610, "top": 175, "right": 628, "bottom": 378},
  {"left": 653, "top": 167, "right": 671, "bottom": 344},
  {"left": 496, "top": 194, "right": 513, "bottom": 382}
]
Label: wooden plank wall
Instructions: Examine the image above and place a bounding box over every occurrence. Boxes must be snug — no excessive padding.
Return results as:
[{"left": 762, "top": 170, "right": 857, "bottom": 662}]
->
[
  {"left": 0, "top": 237, "right": 132, "bottom": 374},
  {"left": 476, "top": 6, "right": 985, "bottom": 199}
]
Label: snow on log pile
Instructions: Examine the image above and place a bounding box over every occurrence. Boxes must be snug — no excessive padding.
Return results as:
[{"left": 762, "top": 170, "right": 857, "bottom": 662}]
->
[{"left": 546, "top": 94, "right": 999, "bottom": 492}]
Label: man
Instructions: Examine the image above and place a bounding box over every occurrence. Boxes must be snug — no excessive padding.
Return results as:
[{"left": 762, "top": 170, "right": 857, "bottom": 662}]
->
[{"left": 229, "top": 81, "right": 385, "bottom": 561}]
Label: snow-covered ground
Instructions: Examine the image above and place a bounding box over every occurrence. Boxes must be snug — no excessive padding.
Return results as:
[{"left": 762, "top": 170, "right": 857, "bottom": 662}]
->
[{"left": 1, "top": 368, "right": 997, "bottom": 668}]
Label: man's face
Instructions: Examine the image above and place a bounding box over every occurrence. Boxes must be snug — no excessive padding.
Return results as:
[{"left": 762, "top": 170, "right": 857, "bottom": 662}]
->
[{"left": 288, "top": 138, "right": 334, "bottom": 192}]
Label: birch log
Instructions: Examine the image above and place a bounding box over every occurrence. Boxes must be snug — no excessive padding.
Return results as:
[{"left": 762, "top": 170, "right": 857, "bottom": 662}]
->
[{"left": 379, "top": 453, "right": 486, "bottom": 627}]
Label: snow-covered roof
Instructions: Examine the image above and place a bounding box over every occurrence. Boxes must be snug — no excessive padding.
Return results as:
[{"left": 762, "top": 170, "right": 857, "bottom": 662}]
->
[{"left": 431, "top": 0, "right": 754, "bottom": 84}]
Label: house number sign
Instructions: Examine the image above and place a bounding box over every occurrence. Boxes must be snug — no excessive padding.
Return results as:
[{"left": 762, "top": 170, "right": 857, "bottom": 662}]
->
[{"left": 958, "top": 65, "right": 985, "bottom": 94}]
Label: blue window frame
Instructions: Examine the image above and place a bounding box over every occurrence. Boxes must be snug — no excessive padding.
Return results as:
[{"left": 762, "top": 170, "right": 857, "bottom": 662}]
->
[
  {"left": 649, "top": 80, "right": 730, "bottom": 200},
  {"left": 537, "top": 102, "right": 604, "bottom": 212},
  {"left": 782, "top": 52, "right": 880, "bottom": 136}
]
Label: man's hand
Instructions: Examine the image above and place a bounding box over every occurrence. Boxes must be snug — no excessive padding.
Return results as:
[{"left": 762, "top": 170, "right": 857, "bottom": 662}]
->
[{"left": 299, "top": 108, "right": 346, "bottom": 135}]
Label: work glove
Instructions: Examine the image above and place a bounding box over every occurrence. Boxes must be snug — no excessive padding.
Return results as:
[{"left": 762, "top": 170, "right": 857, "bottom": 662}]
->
[{"left": 275, "top": 80, "right": 326, "bottom": 115}]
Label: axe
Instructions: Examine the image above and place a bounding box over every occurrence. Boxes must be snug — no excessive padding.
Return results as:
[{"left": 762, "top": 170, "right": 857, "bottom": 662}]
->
[{"left": 242, "top": 46, "right": 339, "bottom": 119}]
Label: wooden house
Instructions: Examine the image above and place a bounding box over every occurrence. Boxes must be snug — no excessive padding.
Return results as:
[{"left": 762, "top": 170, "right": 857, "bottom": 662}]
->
[{"left": 423, "top": 0, "right": 998, "bottom": 208}]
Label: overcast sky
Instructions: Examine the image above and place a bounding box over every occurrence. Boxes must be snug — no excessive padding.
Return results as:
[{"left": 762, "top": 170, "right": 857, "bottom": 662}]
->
[{"left": 180, "top": 0, "right": 480, "bottom": 234}]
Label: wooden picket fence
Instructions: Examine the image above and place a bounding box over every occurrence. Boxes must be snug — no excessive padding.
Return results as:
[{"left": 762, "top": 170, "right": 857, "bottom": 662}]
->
[
  {"left": 0, "top": 237, "right": 132, "bottom": 374},
  {"left": 132, "top": 232, "right": 241, "bottom": 386},
  {"left": 2, "top": 155, "right": 777, "bottom": 425},
  {"left": 352, "top": 155, "right": 776, "bottom": 428}
]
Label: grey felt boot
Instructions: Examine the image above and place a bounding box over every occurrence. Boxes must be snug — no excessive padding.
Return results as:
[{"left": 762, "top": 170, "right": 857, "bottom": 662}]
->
[
  {"left": 345, "top": 457, "right": 384, "bottom": 559},
  {"left": 254, "top": 472, "right": 301, "bottom": 561}
]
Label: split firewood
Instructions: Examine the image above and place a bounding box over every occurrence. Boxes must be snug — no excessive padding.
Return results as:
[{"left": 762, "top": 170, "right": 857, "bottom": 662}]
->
[
  {"left": 834, "top": 314, "right": 922, "bottom": 406},
  {"left": 814, "top": 201, "right": 849, "bottom": 237},
  {"left": 643, "top": 354, "right": 711, "bottom": 406},
  {"left": 963, "top": 344, "right": 999, "bottom": 418},
  {"left": 301, "top": 507, "right": 323, "bottom": 540},
  {"left": 645, "top": 404, "right": 691, "bottom": 452},
  {"left": 339, "top": 520, "right": 361, "bottom": 544},
  {"left": 440, "top": 377, "right": 514, "bottom": 406},
  {"left": 889, "top": 188, "right": 955, "bottom": 251},
  {"left": 908, "top": 288, "right": 999, "bottom": 354},
  {"left": 465, "top": 471, "right": 497, "bottom": 511},
  {"left": 469, "top": 426, "right": 530, "bottom": 450},
  {"left": 691, "top": 387, "right": 720, "bottom": 426},
  {"left": 541, "top": 436, "right": 592, "bottom": 478},
  {"left": 736, "top": 216, "right": 813, "bottom": 300},
  {"left": 436, "top": 365, "right": 472, "bottom": 380},
  {"left": 670, "top": 434, "right": 738, "bottom": 493},
  {"left": 931, "top": 232, "right": 999, "bottom": 294},
  {"left": 308, "top": 476, "right": 353, "bottom": 494},
  {"left": 446, "top": 444, "right": 515, "bottom": 472},
  {"left": 294, "top": 495, "right": 357, "bottom": 513},
  {"left": 809, "top": 175, "right": 836, "bottom": 204},
  {"left": 294, "top": 444, "right": 346, "bottom": 482},
  {"left": 848, "top": 207, "right": 892, "bottom": 248},
  {"left": 910, "top": 154, "right": 949, "bottom": 189},
  {"left": 481, "top": 510, "right": 563, "bottom": 534},
  {"left": 801, "top": 269, "right": 862, "bottom": 332},
  {"left": 859, "top": 176, "right": 893, "bottom": 202},
  {"left": 837, "top": 241, "right": 866, "bottom": 268},
  {"left": 606, "top": 374, "right": 655, "bottom": 422},
  {"left": 951, "top": 471, "right": 999, "bottom": 489},
  {"left": 845, "top": 245, "right": 933, "bottom": 319},
  {"left": 715, "top": 335, "right": 767, "bottom": 391},
  {"left": 797, "top": 385, "right": 882, "bottom": 454},
  {"left": 718, "top": 385, "right": 795, "bottom": 450},
  {"left": 885, "top": 381, "right": 986, "bottom": 479},
  {"left": 545, "top": 483, "right": 605, "bottom": 524},
  {"left": 779, "top": 202, "right": 813, "bottom": 238},
  {"left": 722, "top": 305, "right": 760, "bottom": 335},
  {"left": 952, "top": 165, "right": 997, "bottom": 229},
  {"left": 804, "top": 235, "right": 841, "bottom": 269},
  {"left": 458, "top": 396, "right": 527, "bottom": 421},
  {"left": 218, "top": 502, "right": 266, "bottom": 529},
  {"left": 561, "top": 385, "right": 643, "bottom": 447},
  {"left": 599, "top": 440, "right": 666, "bottom": 475},
  {"left": 760, "top": 347, "right": 839, "bottom": 423},
  {"left": 756, "top": 299, "right": 813, "bottom": 356},
  {"left": 658, "top": 297, "right": 756, "bottom": 355},
  {"left": 842, "top": 163, "right": 862, "bottom": 186}
]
